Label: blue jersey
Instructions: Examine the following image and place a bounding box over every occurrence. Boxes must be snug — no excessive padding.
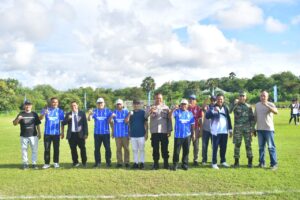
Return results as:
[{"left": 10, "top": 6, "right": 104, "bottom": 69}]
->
[
  {"left": 173, "top": 109, "right": 195, "bottom": 138},
  {"left": 92, "top": 108, "right": 112, "bottom": 134},
  {"left": 129, "top": 110, "right": 147, "bottom": 138},
  {"left": 41, "top": 108, "right": 64, "bottom": 135},
  {"left": 112, "top": 109, "right": 129, "bottom": 138}
]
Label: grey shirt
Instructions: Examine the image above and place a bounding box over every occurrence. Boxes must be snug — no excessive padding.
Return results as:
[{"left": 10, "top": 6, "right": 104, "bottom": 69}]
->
[
  {"left": 146, "top": 104, "right": 172, "bottom": 134},
  {"left": 254, "top": 102, "right": 277, "bottom": 131}
]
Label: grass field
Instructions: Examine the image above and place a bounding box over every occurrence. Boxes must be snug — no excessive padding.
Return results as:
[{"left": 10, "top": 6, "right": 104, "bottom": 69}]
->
[{"left": 0, "top": 109, "right": 299, "bottom": 199}]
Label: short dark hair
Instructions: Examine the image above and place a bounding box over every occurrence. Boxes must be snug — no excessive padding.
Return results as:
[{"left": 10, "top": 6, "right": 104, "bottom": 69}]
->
[
  {"left": 154, "top": 92, "right": 163, "bottom": 97},
  {"left": 70, "top": 100, "right": 77, "bottom": 105},
  {"left": 216, "top": 93, "right": 224, "bottom": 98},
  {"left": 50, "top": 97, "right": 59, "bottom": 102}
]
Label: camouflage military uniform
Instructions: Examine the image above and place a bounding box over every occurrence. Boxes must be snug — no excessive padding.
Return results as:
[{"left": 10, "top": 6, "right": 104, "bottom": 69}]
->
[{"left": 232, "top": 102, "right": 255, "bottom": 159}]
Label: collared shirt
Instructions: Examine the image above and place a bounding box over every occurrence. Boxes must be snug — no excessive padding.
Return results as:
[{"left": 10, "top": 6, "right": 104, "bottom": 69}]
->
[
  {"left": 146, "top": 104, "right": 172, "bottom": 133},
  {"left": 173, "top": 109, "right": 195, "bottom": 138},
  {"left": 112, "top": 109, "right": 129, "bottom": 138},
  {"left": 71, "top": 111, "right": 78, "bottom": 132},
  {"left": 92, "top": 108, "right": 112, "bottom": 134},
  {"left": 188, "top": 105, "right": 202, "bottom": 128},
  {"left": 41, "top": 108, "right": 64, "bottom": 135}
]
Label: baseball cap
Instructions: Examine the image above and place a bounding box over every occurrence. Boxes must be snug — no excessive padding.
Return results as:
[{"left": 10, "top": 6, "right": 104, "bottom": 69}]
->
[
  {"left": 210, "top": 96, "right": 216, "bottom": 101},
  {"left": 239, "top": 91, "right": 247, "bottom": 96},
  {"left": 115, "top": 99, "right": 123, "bottom": 105},
  {"left": 180, "top": 99, "right": 188, "bottom": 104},
  {"left": 189, "top": 94, "right": 196, "bottom": 99},
  {"left": 24, "top": 100, "right": 32, "bottom": 105},
  {"left": 96, "top": 98, "right": 105, "bottom": 103}
]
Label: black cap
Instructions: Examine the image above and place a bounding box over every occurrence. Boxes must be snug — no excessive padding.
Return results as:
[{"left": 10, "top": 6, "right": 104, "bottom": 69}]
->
[
  {"left": 210, "top": 96, "right": 216, "bottom": 101},
  {"left": 24, "top": 100, "right": 32, "bottom": 105},
  {"left": 133, "top": 99, "right": 141, "bottom": 104}
]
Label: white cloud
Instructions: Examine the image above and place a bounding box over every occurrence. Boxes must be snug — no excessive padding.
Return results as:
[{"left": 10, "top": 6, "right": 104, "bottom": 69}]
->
[
  {"left": 214, "top": 1, "right": 264, "bottom": 29},
  {"left": 291, "top": 14, "right": 300, "bottom": 25},
  {"left": 265, "top": 16, "right": 288, "bottom": 33},
  {"left": 0, "top": 0, "right": 299, "bottom": 90}
]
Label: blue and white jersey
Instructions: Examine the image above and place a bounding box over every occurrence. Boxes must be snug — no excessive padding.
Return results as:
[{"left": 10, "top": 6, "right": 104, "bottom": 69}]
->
[
  {"left": 112, "top": 109, "right": 129, "bottom": 138},
  {"left": 173, "top": 109, "right": 195, "bottom": 138},
  {"left": 41, "top": 108, "right": 64, "bottom": 135},
  {"left": 92, "top": 108, "right": 112, "bottom": 134}
]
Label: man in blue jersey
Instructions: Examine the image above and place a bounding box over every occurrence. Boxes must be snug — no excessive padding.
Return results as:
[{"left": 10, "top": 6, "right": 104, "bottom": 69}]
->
[
  {"left": 39, "top": 97, "right": 64, "bottom": 169},
  {"left": 170, "top": 99, "right": 195, "bottom": 171},
  {"left": 88, "top": 97, "right": 112, "bottom": 168},
  {"left": 110, "top": 99, "right": 130, "bottom": 168},
  {"left": 129, "top": 99, "right": 148, "bottom": 170}
]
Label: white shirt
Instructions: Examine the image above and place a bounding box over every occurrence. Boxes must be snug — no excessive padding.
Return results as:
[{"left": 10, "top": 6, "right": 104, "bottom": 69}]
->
[{"left": 71, "top": 111, "right": 79, "bottom": 132}]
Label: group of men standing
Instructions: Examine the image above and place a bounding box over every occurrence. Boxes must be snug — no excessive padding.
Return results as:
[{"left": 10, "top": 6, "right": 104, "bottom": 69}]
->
[{"left": 13, "top": 90, "right": 278, "bottom": 171}]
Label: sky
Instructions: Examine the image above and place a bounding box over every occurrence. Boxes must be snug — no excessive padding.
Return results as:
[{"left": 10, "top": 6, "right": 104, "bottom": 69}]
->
[{"left": 0, "top": 0, "right": 299, "bottom": 90}]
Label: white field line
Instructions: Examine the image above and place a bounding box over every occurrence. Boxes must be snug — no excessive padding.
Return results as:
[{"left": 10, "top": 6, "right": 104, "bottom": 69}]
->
[{"left": 1, "top": 190, "right": 300, "bottom": 199}]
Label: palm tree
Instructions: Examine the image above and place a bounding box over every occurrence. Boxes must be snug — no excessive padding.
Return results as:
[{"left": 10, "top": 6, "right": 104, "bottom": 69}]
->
[{"left": 141, "top": 76, "right": 156, "bottom": 106}]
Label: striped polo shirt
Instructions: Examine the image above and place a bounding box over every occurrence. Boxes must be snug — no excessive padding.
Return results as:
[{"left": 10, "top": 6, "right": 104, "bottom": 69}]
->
[
  {"left": 112, "top": 109, "right": 129, "bottom": 138},
  {"left": 92, "top": 108, "right": 112, "bottom": 134},
  {"left": 173, "top": 109, "right": 195, "bottom": 138},
  {"left": 41, "top": 108, "right": 64, "bottom": 135}
]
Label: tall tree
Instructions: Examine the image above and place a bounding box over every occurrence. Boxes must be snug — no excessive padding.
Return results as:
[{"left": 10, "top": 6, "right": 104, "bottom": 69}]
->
[
  {"left": 229, "top": 72, "right": 236, "bottom": 80},
  {"left": 141, "top": 76, "right": 156, "bottom": 105}
]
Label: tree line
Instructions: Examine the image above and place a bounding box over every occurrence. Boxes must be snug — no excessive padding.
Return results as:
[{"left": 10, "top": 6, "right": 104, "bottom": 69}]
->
[{"left": 0, "top": 71, "right": 299, "bottom": 112}]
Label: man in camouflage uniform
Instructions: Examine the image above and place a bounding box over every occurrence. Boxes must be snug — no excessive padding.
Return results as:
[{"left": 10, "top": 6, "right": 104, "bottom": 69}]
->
[{"left": 230, "top": 91, "right": 255, "bottom": 168}]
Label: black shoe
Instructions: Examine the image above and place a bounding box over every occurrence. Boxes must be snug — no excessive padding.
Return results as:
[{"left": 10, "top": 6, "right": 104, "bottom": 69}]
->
[
  {"left": 93, "top": 163, "right": 101, "bottom": 168},
  {"left": 247, "top": 158, "right": 253, "bottom": 168},
  {"left": 139, "top": 163, "right": 145, "bottom": 170},
  {"left": 193, "top": 161, "right": 199, "bottom": 166},
  {"left": 181, "top": 164, "right": 188, "bottom": 171},
  {"left": 234, "top": 158, "right": 239, "bottom": 168},
  {"left": 171, "top": 164, "right": 178, "bottom": 171},
  {"left": 32, "top": 164, "right": 38, "bottom": 170},
  {"left": 82, "top": 163, "right": 87, "bottom": 168},
  {"left": 125, "top": 163, "right": 130, "bottom": 168},
  {"left": 151, "top": 162, "right": 159, "bottom": 170},
  {"left": 73, "top": 163, "right": 80, "bottom": 167},
  {"left": 106, "top": 163, "right": 112, "bottom": 168},
  {"left": 116, "top": 164, "right": 123, "bottom": 168},
  {"left": 131, "top": 163, "right": 139, "bottom": 169}
]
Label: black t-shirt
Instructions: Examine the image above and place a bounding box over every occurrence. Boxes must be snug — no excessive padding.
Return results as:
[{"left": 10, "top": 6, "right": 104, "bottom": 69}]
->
[{"left": 16, "top": 111, "right": 41, "bottom": 137}]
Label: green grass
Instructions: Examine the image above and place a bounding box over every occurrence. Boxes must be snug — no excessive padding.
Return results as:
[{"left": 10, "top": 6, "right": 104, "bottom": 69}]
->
[{"left": 0, "top": 109, "right": 300, "bottom": 199}]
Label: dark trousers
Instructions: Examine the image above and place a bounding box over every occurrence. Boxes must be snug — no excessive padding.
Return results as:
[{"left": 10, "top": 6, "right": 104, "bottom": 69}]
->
[
  {"left": 68, "top": 132, "right": 87, "bottom": 165},
  {"left": 94, "top": 134, "right": 111, "bottom": 164},
  {"left": 212, "top": 134, "right": 228, "bottom": 165},
  {"left": 173, "top": 136, "right": 191, "bottom": 166},
  {"left": 151, "top": 133, "right": 169, "bottom": 163},
  {"left": 44, "top": 135, "right": 60, "bottom": 164},
  {"left": 289, "top": 114, "right": 298, "bottom": 125},
  {"left": 202, "top": 130, "right": 212, "bottom": 163}
]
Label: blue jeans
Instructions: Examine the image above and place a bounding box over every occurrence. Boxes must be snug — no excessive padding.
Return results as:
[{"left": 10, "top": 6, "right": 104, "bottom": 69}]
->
[{"left": 257, "top": 130, "right": 278, "bottom": 166}]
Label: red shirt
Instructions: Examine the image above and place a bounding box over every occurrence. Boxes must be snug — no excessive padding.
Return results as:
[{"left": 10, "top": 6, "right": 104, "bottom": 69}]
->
[{"left": 188, "top": 105, "right": 202, "bottom": 128}]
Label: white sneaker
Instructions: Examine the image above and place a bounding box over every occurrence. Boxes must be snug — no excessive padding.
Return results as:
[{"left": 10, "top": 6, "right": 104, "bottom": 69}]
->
[
  {"left": 42, "top": 164, "right": 50, "bottom": 169},
  {"left": 54, "top": 163, "right": 60, "bottom": 168},
  {"left": 212, "top": 164, "right": 219, "bottom": 169},
  {"left": 221, "top": 162, "right": 230, "bottom": 168}
]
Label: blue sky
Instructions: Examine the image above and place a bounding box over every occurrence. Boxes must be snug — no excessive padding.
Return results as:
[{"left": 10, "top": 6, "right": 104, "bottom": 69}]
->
[{"left": 0, "top": 0, "right": 299, "bottom": 90}]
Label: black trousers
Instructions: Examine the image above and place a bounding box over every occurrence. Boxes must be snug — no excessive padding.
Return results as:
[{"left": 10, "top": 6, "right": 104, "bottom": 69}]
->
[
  {"left": 44, "top": 135, "right": 60, "bottom": 164},
  {"left": 94, "top": 134, "right": 111, "bottom": 164},
  {"left": 69, "top": 132, "right": 87, "bottom": 165},
  {"left": 151, "top": 133, "right": 169, "bottom": 163},
  {"left": 173, "top": 136, "right": 191, "bottom": 166}
]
